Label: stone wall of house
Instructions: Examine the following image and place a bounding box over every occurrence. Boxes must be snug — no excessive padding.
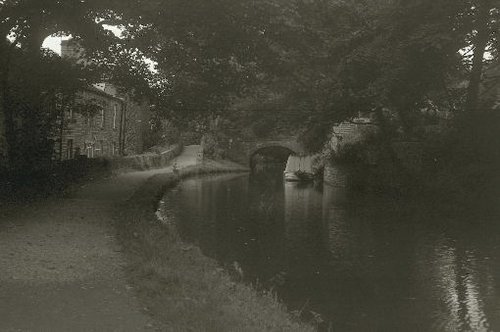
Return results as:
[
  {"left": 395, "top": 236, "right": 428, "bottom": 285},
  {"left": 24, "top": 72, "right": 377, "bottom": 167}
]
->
[
  {"left": 58, "top": 88, "right": 124, "bottom": 160},
  {"left": 61, "top": 40, "right": 151, "bottom": 157},
  {"left": 59, "top": 89, "right": 151, "bottom": 160}
]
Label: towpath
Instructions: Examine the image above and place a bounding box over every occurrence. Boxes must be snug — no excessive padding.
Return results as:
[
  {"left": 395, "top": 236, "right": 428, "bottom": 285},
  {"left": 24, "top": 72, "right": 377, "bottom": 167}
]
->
[{"left": 0, "top": 146, "right": 200, "bottom": 331}]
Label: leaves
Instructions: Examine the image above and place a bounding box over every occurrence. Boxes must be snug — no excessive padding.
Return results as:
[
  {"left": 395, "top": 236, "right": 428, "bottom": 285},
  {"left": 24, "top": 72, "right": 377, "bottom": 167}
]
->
[{"left": 2, "top": 0, "right": 500, "bottom": 165}]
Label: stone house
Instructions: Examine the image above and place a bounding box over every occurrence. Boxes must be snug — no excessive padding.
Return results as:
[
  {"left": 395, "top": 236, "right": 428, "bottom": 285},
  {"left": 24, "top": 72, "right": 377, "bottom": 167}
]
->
[
  {"left": 56, "top": 85, "right": 125, "bottom": 160},
  {"left": 58, "top": 40, "right": 151, "bottom": 160},
  {"left": 95, "top": 83, "right": 150, "bottom": 156}
]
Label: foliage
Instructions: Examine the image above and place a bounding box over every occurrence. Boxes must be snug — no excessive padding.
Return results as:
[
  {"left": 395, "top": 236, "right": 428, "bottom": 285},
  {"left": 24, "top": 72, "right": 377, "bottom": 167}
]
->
[
  {"left": 0, "top": 0, "right": 156, "bottom": 169},
  {"left": 282, "top": 0, "right": 499, "bottom": 150},
  {"left": 0, "top": 0, "right": 131, "bottom": 56},
  {"left": 143, "top": 116, "right": 180, "bottom": 150},
  {"left": 116, "top": 0, "right": 499, "bottom": 151},
  {"left": 0, "top": 46, "right": 90, "bottom": 168},
  {"left": 2, "top": 0, "right": 500, "bottom": 168}
]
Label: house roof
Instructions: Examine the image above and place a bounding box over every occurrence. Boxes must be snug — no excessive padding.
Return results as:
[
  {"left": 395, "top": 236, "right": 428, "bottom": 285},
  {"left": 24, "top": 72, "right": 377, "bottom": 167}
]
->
[{"left": 81, "top": 85, "right": 124, "bottom": 103}]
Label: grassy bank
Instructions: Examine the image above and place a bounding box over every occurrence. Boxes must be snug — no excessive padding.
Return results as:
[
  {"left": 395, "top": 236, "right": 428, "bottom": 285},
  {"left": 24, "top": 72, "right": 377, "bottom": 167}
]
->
[
  {"left": 117, "top": 160, "right": 314, "bottom": 331},
  {"left": 0, "top": 158, "right": 112, "bottom": 202},
  {"left": 0, "top": 145, "right": 183, "bottom": 202}
]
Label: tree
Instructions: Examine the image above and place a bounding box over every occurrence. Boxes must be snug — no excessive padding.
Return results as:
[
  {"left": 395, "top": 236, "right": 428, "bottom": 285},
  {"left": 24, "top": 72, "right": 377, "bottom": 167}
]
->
[
  {"left": 465, "top": 0, "right": 500, "bottom": 112},
  {"left": 2, "top": 0, "right": 498, "bottom": 167},
  {"left": 282, "top": 0, "right": 500, "bottom": 146},
  {"left": 0, "top": 0, "right": 146, "bottom": 169},
  {"left": 119, "top": 1, "right": 303, "bottom": 119}
]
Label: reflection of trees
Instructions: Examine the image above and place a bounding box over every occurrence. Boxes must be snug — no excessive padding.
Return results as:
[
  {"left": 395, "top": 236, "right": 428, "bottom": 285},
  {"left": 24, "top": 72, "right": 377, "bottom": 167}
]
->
[
  {"left": 320, "top": 180, "right": 500, "bottom": 331},
  {"left": 283, "top": 181, "right": 324, "bottom": 271},
  {"left": 284, "top": 182, "right": 317, "bottom": 244},
  {"left": 250, "top": 146, "right": 292, "bottom": 173},
  {"left": 321, "top": 184, "right": 352, "bottom": 260},
  {"left": 415, "top": 238, "right": 495, "bottom": 331},
  {"left": 172, "top": 172, "right": 289, "bottom": 283},
  {"left": 170, "top": 169, "right": 500, "bottom": 331}
]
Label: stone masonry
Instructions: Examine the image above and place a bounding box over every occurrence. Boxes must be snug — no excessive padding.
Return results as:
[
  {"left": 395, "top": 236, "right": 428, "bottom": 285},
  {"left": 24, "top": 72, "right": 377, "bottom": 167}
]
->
[
  {"left": 57, "top": 86, "right": 125, "bottom": 160},
  {"left": 60, "top": 40, "right": 151, "bottom": 159}
]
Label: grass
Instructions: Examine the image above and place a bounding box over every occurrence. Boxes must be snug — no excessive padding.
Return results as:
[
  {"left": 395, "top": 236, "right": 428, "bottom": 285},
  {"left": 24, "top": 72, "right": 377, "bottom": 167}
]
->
[
  {"left": 0, "top": 158, "right": 111, "bottom": 202},
  {"left": 116, "top": 160, "right": 315, "bottom": 332}
]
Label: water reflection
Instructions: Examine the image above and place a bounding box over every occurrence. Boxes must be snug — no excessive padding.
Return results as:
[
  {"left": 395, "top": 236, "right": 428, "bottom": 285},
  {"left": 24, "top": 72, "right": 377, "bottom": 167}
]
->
[
  {"left": 415, "top": 241, "right": 496, "bottom": 332},
  {"left": 165, "top": 169, "right": 500, "bottom": 331}
]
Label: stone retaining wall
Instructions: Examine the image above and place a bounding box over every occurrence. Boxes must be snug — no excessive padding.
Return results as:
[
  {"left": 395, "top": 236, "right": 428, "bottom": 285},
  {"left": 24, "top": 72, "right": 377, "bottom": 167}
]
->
[
  {"left": 323, "top": 165, "right": 351, "bottom": 187},
  {"left": 109, "top": 144, "right": 183, "bottom": 172},
  {"left": 329, "top": 121, "right": 379, "bottom": 153}
]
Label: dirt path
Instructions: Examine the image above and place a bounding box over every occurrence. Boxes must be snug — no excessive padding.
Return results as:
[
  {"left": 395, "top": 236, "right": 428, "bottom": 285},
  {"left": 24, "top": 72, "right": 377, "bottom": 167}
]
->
[{"left": 0, "top": 146, "right": 201, "bottom": 332}]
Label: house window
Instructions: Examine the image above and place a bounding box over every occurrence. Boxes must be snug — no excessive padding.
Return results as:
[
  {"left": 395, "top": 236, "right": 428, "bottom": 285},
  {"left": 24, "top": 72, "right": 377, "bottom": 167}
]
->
[
  {"left": 113, "top": 104, "right": 118, "bottom": 129},
  {"left": 94, "top": 141, "right": 101, "bottom": 156},
  {"left": 87, "top": 115, "right": 95, "bottom": 127},
  {"left": 66, "top": 108, "right": 74, "bottom": 121},
  {"left": 100, "top": 109, "right": 105, "bottom": 128},
  {"left": 86, "top": 142, "right": 94, "bottom": 158},
  {"left": 67, "top": 139, "right": 74, "bottom": 159}
]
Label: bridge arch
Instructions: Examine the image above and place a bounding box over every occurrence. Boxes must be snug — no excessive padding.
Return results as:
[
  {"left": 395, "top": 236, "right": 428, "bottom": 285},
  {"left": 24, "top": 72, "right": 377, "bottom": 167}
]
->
[
  {"left": 249, "top": 145, "right": 296, "bottom": 170},
  {"left": 226, "top": 137, "right": 306, "bottom": 166},
  {"left": 247, "top": 139, "right": 304, "bottom": 157}
]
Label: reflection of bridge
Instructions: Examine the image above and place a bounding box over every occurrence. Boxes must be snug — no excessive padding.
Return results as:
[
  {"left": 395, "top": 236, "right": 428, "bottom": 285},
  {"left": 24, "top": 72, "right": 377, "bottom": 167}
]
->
[{"left": 225, "top": 136, "right": 306, "bottom": 166}]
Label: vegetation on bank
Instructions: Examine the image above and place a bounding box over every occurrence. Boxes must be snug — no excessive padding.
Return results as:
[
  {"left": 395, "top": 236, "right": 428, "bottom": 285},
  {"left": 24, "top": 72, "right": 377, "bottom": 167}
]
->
[
  {"left": 0, "top": 144, "right": 182, "bottom": 202},
  {"left": 0, "top": 157, "right": 112, "bottom": 201},
  {"left": 116, "top": 161, "right": 315, "bottom": 332},
  {"left": 322, "top": 111, "right": 500, "bottom": 218}
]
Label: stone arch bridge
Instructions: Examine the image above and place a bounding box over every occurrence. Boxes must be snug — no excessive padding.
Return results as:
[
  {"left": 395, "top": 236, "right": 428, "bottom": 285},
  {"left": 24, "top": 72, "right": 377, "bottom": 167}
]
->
[{"left": 225, "top": 136, "right": 306, "bottom": 166}]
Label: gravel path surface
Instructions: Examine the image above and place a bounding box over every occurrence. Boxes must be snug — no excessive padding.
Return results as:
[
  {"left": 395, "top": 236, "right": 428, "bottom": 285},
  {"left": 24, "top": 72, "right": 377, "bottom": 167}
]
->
[{"left": 0, "top": 146, "right": 200, "bottom": 332}]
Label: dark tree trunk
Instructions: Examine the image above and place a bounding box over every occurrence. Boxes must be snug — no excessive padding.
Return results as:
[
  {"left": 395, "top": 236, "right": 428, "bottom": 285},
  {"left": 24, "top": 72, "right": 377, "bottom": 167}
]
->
[
  {"left": 17, "top": 17, "right": 53, "bottom": 170},
  {"left": 465, "top": 2, "right": 492, "bottom": 112},
  {"left": 1, "top": 92, "right": 16, "bottom": 168},
  {"left": 0, "top": 41, "right": 19, "bottom": 169}
]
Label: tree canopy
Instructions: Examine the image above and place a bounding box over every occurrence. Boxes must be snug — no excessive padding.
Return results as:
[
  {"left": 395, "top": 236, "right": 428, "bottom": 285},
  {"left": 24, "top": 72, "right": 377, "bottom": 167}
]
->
[
  {"left": 0, "top": 0, "right": 147, "bottom": 168},
  {"left": 1, "top": 0, "right": 499, "bottom": 166},
  {"left": 119, "top": 0, "right": 500, "bottom": 128}
]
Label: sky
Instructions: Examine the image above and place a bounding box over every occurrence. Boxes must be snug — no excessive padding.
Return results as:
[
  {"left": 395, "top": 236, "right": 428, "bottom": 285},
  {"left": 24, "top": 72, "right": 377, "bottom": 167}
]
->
[
  {"left": 42, "top": 35, "right": 70, "bottom": 54},
  {"left": 41, "top": 25, "right": 123, "bottom": 55},
  {"left": 41, "top": 25, "right": 156, "bottom": 72}
]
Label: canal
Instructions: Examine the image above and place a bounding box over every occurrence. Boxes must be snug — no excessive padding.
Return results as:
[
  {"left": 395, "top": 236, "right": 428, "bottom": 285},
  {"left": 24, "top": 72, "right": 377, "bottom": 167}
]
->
[{"left": 162, "top": 169, "right": 500, "bottom": 331}]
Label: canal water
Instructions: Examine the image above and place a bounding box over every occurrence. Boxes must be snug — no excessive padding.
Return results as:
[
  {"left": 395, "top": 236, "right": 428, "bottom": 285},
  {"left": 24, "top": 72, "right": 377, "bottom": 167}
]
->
[{"left": 162, "top": 169, "right": 500, "bottom": 331}]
